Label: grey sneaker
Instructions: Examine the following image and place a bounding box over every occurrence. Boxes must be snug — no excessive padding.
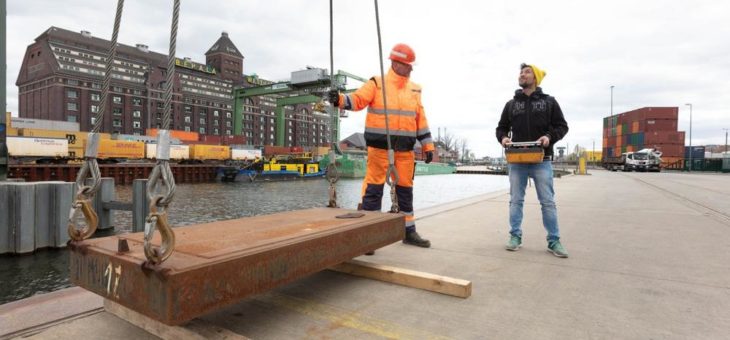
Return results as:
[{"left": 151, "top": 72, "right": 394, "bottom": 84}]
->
[
  {"left": 548, "top": 240, "right": 569, "bottom": 258},
  {"left": 505, "top": 235, "right": 522, "bottom": 251}
]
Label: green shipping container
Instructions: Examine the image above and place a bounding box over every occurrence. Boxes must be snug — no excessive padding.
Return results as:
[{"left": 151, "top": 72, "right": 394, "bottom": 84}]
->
[{"left": 622, "top": 123, "right": 629, "bottom": 135}]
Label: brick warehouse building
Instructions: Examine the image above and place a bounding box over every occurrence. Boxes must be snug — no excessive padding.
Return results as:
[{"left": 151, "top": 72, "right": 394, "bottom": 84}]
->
[{"left": 16, "top": 27, "right": 334, "bottom": 147}]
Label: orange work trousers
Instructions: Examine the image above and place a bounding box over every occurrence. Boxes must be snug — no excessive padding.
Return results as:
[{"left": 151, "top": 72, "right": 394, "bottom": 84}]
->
[{"left": 360, "top": 147, "right": 416, "bottom": 231}]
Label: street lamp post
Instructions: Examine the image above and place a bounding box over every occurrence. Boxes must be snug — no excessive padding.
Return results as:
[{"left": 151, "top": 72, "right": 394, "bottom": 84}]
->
[
  {"left": 610, "top": 85, "right": 614, "bottom": 117},
  {"left": 592, "top": 139, "right": 595, "bottom": 165},
  {"left": 685, "top": 103, "right": 692, "bottom": 171},
  {"left": 723, "top": 128, "right": 728, "bottom": 154}
]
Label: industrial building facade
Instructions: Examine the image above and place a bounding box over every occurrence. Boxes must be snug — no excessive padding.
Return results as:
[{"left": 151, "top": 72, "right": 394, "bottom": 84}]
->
[{"left": 16, "top": 27, "right": 333, "bottom": 147}]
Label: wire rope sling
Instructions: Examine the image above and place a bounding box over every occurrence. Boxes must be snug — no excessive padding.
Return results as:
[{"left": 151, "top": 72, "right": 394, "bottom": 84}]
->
[
  {"left": 325, "top": 0, "right": 340, "bottom": 208},
  {"left": 68, "top": 0, "right": 125, "bottom": 242},
  {"left": 143, "top": 0, "right": 181, "bottom": 265}
]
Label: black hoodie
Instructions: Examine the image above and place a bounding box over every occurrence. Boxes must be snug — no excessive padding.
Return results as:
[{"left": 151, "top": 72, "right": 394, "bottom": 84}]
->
[{"left": 495, "top": 87, "right": 569, "bottom": 158}]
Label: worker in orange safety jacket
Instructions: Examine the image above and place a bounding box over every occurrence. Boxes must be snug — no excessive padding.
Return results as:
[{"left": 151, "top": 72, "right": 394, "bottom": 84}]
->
[{"left": 329, "top": 43, "right": 434, "bottom": 248}]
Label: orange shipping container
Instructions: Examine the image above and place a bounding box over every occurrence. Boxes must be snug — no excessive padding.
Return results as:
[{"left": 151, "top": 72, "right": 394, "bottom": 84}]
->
[
  {"left": 95, "top": 139, "right": 145, "bottom": 159},
  {"left": 146, "top": 128, "right": 199, "bottom": 142},
  {"left": 190, "top": 144, "right": 230, "bottom": 161}
]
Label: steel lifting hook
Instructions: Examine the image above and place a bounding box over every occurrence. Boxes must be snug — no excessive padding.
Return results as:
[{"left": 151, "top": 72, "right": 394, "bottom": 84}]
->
[
  {"left": 143, "top": 196, "right": 176, "bottom": 265},
  {"left": 68, "top": 194, "right": 99, "bottom": 241}
]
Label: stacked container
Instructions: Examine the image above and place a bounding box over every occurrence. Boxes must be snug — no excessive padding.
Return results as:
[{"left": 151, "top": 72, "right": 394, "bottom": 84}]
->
[{"left": 603, "top": 107, "right": 685, "bottom": 165}]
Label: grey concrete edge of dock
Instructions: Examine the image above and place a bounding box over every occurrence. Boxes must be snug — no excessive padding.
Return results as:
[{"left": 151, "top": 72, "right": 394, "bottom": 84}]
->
[{"left": 2, "top": 170, "right": 729, "bottom": 339}]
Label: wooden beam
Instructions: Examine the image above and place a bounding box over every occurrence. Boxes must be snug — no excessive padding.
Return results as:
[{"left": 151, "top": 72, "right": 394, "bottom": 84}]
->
[
  {"left": 329, "top": 259, "right": 472, "bottom": 298},
  {"left": 104, "top": 299, "right": 248, "bottom": 340}
]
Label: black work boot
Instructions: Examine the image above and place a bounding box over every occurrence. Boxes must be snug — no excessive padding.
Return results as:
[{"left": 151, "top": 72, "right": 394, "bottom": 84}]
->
[{"left": 403, "top": 230, "right": 431, "bottom": 248}]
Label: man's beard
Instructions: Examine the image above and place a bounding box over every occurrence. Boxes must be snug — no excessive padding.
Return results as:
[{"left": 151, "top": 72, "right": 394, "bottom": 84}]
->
[{"left": 519, "top": 80, "right": 530, "bottom": 89}]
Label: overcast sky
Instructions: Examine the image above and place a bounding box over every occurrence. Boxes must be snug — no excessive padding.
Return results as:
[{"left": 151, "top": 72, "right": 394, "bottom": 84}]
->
[{"left": 5, "top": 0, "right": 730, "bottom": 157}]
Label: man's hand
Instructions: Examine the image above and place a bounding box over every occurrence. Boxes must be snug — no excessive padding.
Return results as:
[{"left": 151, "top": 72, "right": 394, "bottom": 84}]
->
[
  {"left": 537, "top": 135, "right": 550, "bottom": 147},
  {"left": 501, "top": 137, "right": 511, "bottom": 147},
  {"left": 425, "top": 151, "right": 433, "bottom": 164},
  {"left": 328, "top": 89, "right": 340, "bottom": 107}
]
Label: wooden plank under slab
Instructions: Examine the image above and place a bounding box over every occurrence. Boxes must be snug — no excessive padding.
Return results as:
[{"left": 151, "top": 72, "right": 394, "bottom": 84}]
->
[
  {"left": 104, "top": 299, "right": 248, "bottom": 340},
  {"left": 329, "top": 259, "right": 472, "bottom": 298}
]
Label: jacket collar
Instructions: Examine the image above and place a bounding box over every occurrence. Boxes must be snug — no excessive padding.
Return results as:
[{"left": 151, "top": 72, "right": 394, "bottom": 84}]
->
[
  {"left": 514, "top": 87, "right": 546, "bottom": 99},
  {"left": 387, "top": 68, "right": 409, "bottom": 88}
]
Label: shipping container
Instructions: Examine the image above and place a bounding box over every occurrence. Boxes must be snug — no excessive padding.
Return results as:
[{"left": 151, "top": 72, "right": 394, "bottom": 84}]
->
[
  {"left": 661, "top": 156, "right": 683, "bottom": 167},
  {"left": 190, "top": 144, "right": 230, "bottom": 161},
  {"left": 198, "top": 134, "right": 221, "bottom": 145},
  {"left": 145, "top": 144, "right": 190, "bottom": 160},
  {"left": 7, "top": 136, "right": 69, "bottom": 158},
  {"left": 115, "top": 134, "right": 182, "bottom": 144},
  {"left": 644, "top": 119, "right": 677, "bottom": 132},
  {"left": 17, "top": 128, "right": 111, "bottom": 147},
  {"left": 219, "top": 135, "right": 246, "bottom": 145},
  {"left": 10, "top": 117, "right": 80, "bottom": 131},
  {"left": 95, "top": 139, "right": 146, "bottom": 159},
  {"left": 651, "top": 144, "right": 684, "bottom": 158},
  {"left": 684, "top": 146, "right": 705, "bottom": 160},
  {"left": 290, "top": 146, "right": 304, "bottom": 153},
  {"left": 263, "top": 145, "right": 292, "bottom": 156},
  {"left": 645, "top": 131, "right": 685, "bottom": 145},
  {"left": 146, "top": 128, "right": 199, "bottom": 142},
  {"left": 231, "top": 148, "right": 262, "bottom": 160}
]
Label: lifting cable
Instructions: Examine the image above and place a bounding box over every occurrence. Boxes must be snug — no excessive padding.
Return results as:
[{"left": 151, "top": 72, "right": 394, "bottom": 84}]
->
[
  {"left": 68, "top": 0, "right": 125, "bottom": 241},
  {"left": 143, "top": 0, "right": 180, "bottom": 265},
  {"left": 325, "top": 0, "right": 340, "bottom": 208},
  {"left": 373, "top": 0, "right": 400, "bottom": 213}
]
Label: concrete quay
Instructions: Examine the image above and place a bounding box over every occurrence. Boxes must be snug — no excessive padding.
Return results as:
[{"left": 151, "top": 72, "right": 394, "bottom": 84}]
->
[{"left": 1, "top": 169, "right": 729, "bottom": 339}]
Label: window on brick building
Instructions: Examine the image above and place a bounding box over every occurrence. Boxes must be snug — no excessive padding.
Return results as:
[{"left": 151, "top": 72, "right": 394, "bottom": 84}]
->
[
  {"left": 67, "top": 115, "right": 77, "bottom": 122},
  {"left": 199, "top": 127, "right": 206, "bottom": 134},
  {"left": 184, "top": 116, "right": 191, "bottom": 123},
  {"left": 91, "top": 105, "right": 99, "bottom": 113},
  {"left": 67, "top": 90, "right": 78, "bottom": 99},
  {"left": 113, "top": 108, "right": 122, "bottom": 115},
  {"left": 113, "top": 96, "right": 122, "bottom": 104},
  {"left": 133, "top": 121, "right": 141, "bottom": 128},
  {"left": 199, "top": 118, "right": 205, "bottom": 124},
  {"left": 91, "top": 93, "right": 100, "bottom": 101},
  {"left": 67, "top": 102, "right": 78, "bottom": 111},
  {"left": 132, "top": 110, "right": 141, "bottom": 118},
  {"left": 113, "top": 118, "right": 122, "bottom": 127},
  {"left": 184, "top": 126, "right": 191, "bottom": 132},
  {"left": 132, "top": 98, "right": 142, "bottom": 106}
]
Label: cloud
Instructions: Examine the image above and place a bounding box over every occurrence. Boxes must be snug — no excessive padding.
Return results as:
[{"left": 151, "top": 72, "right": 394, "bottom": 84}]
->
[{"left": 6, "top": 0, "right": 730, "bottom": 157}]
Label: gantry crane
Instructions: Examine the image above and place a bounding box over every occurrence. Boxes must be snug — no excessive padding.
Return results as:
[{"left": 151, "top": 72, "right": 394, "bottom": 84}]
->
[{"left": 232, "top": 68, "right": 364, "bottom": 147}]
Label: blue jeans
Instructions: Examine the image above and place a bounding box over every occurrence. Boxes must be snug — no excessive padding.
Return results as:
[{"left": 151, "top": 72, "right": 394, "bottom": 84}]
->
[{"left": 508, "top": 161, "right": 560, "bottom": 242}]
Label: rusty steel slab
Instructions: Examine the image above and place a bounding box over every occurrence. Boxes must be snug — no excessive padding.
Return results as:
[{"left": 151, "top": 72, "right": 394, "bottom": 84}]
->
[{"left": 69, "top": 208, "right": 404, "bottom": 325}]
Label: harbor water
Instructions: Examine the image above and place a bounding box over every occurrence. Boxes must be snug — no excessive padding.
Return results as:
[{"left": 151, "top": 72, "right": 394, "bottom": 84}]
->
[{"left": 0, "top": 174, "right": 508, "bottom": 304}]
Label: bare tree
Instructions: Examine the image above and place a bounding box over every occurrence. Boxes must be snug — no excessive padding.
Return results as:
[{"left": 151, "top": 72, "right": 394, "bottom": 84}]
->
[
  {"left": 438, "top": 133, "right": 457, "bottom": 152},
  {"left": 460, "top": 138, "right": 469, "bottom": 163}
]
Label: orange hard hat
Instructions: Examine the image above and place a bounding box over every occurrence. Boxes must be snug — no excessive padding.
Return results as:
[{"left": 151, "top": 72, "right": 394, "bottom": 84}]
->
[{"left": 389, "top": 43, "right": 416, "bottom": 65}]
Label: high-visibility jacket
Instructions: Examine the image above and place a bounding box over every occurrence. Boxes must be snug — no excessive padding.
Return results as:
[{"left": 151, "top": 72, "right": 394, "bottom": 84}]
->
[{"left": 338, "top": 68, "right": 434, "bottom": 152}]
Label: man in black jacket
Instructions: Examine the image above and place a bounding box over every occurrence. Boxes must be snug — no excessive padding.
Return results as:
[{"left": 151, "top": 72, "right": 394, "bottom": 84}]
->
[{"left": 495, "top": 63, "right": 570, "bottom": 257}]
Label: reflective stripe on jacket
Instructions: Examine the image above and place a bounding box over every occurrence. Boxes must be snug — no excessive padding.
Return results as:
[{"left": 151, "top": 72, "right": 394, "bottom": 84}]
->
[{"left": 339, "top": 68, "right": 434, "bottom": 152}]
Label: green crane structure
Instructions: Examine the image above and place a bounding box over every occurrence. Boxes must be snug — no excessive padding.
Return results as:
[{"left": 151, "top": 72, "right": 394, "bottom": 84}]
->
[{"left": 232, "top": 69, "right": 364, "bottom": 147}]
